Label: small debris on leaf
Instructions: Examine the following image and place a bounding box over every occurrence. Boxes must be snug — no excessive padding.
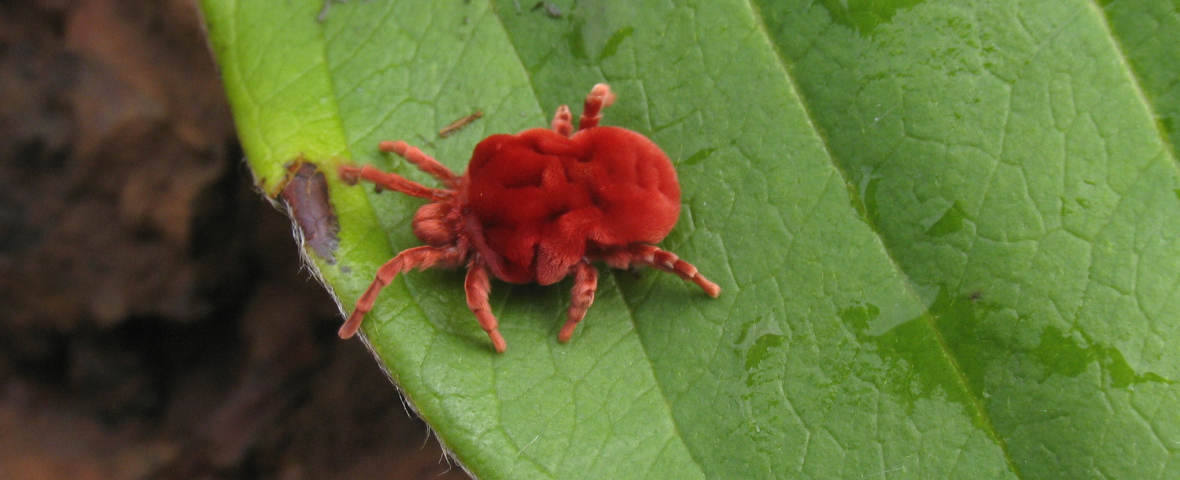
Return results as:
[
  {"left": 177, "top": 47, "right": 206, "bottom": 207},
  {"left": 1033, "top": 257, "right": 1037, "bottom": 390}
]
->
[
  {"left": 438, "top": 110, "right": 483, "bottom": 138},
  {"left": 531, "top": 1, "right": 563, "bottom": 18}
]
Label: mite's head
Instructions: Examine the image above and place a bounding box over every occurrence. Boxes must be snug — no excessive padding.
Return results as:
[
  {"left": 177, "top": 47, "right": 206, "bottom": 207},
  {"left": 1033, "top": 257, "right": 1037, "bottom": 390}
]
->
[{"left": 412, "top": 201, "right": 460, "bottom": 247}]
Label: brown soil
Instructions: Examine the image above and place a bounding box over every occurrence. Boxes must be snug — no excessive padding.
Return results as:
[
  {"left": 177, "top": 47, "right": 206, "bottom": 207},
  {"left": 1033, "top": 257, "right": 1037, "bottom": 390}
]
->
[{"left": 0, "top": 1, "right": 470, "bottom": 478}]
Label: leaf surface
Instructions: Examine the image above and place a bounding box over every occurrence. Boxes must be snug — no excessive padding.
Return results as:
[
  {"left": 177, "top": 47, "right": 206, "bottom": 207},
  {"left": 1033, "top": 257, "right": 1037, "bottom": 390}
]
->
[{"left": 200, "top": 0, "right": 1180, "bottom": 478}]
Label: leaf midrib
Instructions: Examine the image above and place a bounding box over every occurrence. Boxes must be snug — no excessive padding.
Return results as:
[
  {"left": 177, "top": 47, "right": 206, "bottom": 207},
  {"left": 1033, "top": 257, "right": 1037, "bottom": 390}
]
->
[
  {"left": 1087, "top": 0, "right": 1180, "bottom": 173},
  {"left": 482, "top": 4, "right": 712, "bottom": 478},
  {"left": 740, "top": 0, "right": 1025, "bottom": 476}
]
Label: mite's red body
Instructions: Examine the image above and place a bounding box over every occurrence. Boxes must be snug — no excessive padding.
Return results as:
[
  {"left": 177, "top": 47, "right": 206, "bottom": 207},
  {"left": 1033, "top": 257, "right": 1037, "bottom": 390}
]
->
[
  {"left": 338, "top": 84, "right": 719, "bottom": 352},
  {"left": 467, "top": 127, "right": 682, "bottom": 285}
]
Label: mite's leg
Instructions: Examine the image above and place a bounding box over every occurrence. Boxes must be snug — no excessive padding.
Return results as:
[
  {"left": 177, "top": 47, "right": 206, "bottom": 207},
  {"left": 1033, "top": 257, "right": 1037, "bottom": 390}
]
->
[
  {"left": 551, "top": 104, "right": 573, "bottom": 137},
  {"left": 577, "top": 83, "right": 616, "bottom": 131},
  {"left": 465, "top": 261, "right": 508, "bottom": 353},
  {"left": 339, "top": 246, "right": 462, "bottom": 339},
  {"left": 559, "top": 260, "right": 599, "bottom": 343},
  {"left": 604, "top": 244, "right": 721, "bottom": 298},
  {"left": 378, "top": 140, "right": 460, "bottom": 188},
  {"left": 337, "top": 164, "right": 445, "bottom": 200}
]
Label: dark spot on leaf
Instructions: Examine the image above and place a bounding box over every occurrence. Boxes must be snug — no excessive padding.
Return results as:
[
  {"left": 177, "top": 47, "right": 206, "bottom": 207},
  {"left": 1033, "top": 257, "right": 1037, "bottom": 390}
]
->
[
  {"left": 744, "top": 333, "right": 785, "bottom": 372},
  {"left": 597, "top": 26, "right": 633, "bottom": 62},
  {"left": 280, "top": 160, "right": 340, "bottom": 264},
  {"left": 816, "top": 0, "right": 926, "bottom": 35},
  {"left": 839, "top": 299, "right": 973, "bottom": 408},
  {"left": 317, "top": 0, "right": 346, "bottom": 23},
  {"left": 1030, "top": 326, "right": 1172, "bottom": 388},
  {"left": 682, "top": 146, "right": 718, "bottom": 167},
  {"left": 839, "top": 302, "right": 881, "bottom": 333},
  {"left": 531, "top": 1, "right": 563, "bottom": 18},
  {"left": 565, "top": 19, "right": 588, "bottom": 60},
  {"left": 926, "top": 201, "right": 967, "bottom": 237},
  {"left": 861, "top": 176, "right": 883, "bottom": 226}
]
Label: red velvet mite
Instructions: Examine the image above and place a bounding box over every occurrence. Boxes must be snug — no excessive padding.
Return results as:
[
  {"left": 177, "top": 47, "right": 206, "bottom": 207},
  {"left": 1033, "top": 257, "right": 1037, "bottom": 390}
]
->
[{"left": 338, "top": 83, "right": 720, "bottom": 352}]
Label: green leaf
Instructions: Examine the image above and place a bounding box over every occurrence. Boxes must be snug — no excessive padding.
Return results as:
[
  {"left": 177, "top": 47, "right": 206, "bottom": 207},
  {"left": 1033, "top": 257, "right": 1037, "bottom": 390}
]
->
[{"left": 200, "top": 0, "right": 1180, "bottom": 478}]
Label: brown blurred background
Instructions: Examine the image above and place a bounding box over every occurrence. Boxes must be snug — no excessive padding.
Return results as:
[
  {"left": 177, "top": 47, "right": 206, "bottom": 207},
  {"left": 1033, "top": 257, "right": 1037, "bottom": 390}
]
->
[{"left": 0, "top": 1, "right": 470, "bottom": 478}]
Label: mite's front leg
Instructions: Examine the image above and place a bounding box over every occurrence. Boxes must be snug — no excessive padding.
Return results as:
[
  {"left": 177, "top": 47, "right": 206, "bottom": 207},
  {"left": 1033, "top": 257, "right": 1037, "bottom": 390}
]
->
[
  {"left": 559, "top": 260, "right": 599, "bottom": 343},
  {"left": 465, "top": 260, "right": 507, "bottom": 353},
  {"left": 378, "top": 140, "right": 460, "bottom": 188},
  {"left": 551, "top": 104, "right": 573, "bottom": 137},
  {"left": 577, "top": 83, "right": 615, "bottom": 131}
]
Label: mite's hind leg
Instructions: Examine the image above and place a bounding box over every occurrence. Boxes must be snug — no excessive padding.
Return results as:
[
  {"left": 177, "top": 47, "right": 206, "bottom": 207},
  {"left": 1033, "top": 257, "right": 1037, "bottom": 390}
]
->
[
  {"left": 338, "top": 164, "right": 445, "bottom": 200},
  {"left": 559, "top": 260, "right": 599, "bottom": 343},
  {"left": 604, "top": 244, "right": 721, "bottom": 298}
]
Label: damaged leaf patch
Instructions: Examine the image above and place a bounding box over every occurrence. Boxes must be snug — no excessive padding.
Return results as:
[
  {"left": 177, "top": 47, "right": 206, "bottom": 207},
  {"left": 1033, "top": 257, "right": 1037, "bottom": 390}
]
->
[{"left": 280, "top": 160, "right": 340, "bottom": 264}]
